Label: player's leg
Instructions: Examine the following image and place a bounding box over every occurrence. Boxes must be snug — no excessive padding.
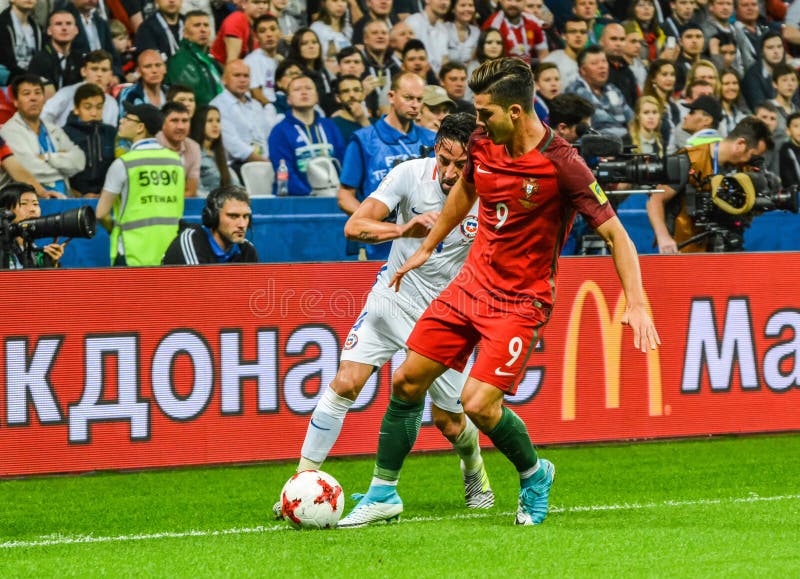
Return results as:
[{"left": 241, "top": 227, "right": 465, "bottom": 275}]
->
[
  {"left": 337, "top": 350, "right": 448, "bottom": 528},
  {"left": 429, "top": 370, "right": 494, "bottom": 509},
  {"left": 298, "top": 360, "right": 375, "bottom": 471},
  {"left": 462, "top": 379, "right": 554, "bottom": 525}
]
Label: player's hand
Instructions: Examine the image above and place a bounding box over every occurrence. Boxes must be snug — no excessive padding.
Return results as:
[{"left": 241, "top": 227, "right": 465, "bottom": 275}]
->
[
  {"left": 657, "top": 234, "right": 678, "bottom": 254},
  {"left": 621, "top": 303, "right": 661, "bottom": 353},
  {"left": 390, "top": 246, "right": 434, "bottom": 292},
  {"left": 401, "top": 211, "right": 440, "bottom": 238}
]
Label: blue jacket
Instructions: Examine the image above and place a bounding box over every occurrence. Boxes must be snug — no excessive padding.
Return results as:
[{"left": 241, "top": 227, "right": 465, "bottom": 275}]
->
[{"left": 267, "top": 110, "right": 346, "bottom": 196}]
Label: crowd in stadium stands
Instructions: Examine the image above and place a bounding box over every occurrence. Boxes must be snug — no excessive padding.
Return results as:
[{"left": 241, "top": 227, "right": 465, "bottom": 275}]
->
[{"left": 0, "top": 0, "right": 799, "bottom": 266}]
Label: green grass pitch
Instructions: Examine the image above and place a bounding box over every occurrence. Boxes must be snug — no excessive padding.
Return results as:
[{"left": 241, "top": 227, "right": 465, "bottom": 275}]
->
[{"left": 2, "top": 434, "right": 799, "bottom": 577}]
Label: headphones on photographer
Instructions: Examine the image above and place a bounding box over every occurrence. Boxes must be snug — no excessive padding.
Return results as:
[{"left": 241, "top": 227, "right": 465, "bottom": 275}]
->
[{"left": 201, "top": 188, "right": 225, "bottom": 229}]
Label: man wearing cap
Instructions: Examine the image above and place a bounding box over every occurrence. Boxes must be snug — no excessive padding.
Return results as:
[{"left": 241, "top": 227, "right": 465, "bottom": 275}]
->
[
  {"left": 682, "top": 95, "right": 723, "bottom": 147},
  {"left": 418, "top": 85, "right": 455, "bottom": 132},
  {"left": 96, "top": 102, "right": 185, "bottom": 266}
]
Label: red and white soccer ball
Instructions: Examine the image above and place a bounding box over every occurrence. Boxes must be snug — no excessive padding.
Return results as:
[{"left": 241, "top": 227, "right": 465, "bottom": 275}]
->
[{"left": 280, "top": 470, "right": 345, "bottom": 530}]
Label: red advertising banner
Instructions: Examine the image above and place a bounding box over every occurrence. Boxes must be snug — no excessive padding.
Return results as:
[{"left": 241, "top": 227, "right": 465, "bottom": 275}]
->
[{"left": 1, "top": 254, "right": 799, "bottom": 477}]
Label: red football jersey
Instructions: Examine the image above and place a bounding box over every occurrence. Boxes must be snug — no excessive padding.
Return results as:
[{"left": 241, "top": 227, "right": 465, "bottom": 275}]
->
[{"left": 454, "top": 127, "right": 615, "bottom": 317}]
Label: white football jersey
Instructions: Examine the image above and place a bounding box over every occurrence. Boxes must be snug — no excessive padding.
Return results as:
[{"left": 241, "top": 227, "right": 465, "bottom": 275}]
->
[{"left": 370, "top": 157, "right": 479, "bottom": 316}]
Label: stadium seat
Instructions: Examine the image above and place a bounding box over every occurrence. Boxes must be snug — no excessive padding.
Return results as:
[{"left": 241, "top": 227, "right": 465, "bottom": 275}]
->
[{"left": 241, "top": 161, "right": 275, "bottom": 197}]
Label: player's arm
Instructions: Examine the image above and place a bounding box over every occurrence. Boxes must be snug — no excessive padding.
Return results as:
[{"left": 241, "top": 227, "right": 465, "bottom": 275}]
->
[
  {"left": 344, "top": 198, "right": 439, "bottom": 244},
  {"left": 389, "top": 176, "right": 477, "bottom": 291},
  {"left": 595, "top": 215, "right": 661, "bottom": 353},
  {"left": 646, "top": 184, "right": 679, "bottom": 254}
]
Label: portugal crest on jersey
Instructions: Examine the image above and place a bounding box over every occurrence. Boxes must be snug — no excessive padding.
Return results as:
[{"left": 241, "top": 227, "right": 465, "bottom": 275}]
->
[
  {"left": 460, "top": 214, "right": 479, "bottom": 239},
  {"left": 520, "top": 177, "right": 539, "bottom": 209}
]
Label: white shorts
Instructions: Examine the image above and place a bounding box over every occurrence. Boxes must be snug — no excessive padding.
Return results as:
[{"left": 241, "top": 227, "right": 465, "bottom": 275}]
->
[{"left": 340, "top": 289, "right": 466, "bottom": 414}]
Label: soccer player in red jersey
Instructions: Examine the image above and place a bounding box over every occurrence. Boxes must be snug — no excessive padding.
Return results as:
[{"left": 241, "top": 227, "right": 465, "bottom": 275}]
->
[{"left": 338, "top": 57, "right": 660, "bottom": 528}]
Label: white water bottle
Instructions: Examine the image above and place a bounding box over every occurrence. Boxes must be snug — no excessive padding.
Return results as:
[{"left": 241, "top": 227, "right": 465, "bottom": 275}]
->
[{"left": 276, "top": 159, "right": 289, "bottom": 196}]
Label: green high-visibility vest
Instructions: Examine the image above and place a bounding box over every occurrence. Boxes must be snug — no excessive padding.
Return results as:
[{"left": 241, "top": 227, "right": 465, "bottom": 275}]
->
[{"left": 111, "top": 147, "right": 185, "bottom": 266}]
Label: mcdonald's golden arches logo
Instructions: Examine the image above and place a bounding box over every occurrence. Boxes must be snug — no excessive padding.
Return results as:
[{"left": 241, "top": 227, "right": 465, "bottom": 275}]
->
[{"left": 562, "top": 281, "right": 662, "bottom": 420}]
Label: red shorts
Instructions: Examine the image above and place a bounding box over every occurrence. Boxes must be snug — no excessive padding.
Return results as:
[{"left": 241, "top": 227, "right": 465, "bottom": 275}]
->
[{"left": 407, "top": 284, "right": 547, "bottom": 394}]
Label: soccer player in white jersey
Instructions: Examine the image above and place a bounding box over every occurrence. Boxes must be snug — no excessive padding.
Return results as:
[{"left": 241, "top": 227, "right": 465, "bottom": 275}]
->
[{"left": 278, "top": 113, "right": 493, "bottom": 517}]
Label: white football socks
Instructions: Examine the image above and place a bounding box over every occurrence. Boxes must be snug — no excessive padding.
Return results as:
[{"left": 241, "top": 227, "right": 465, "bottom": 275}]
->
[
  {"left": 298, "top": 386, "right": 354, "bottom": 471},
  {"left": 452, "top": 417, "right": 483, "bottom": 474}
]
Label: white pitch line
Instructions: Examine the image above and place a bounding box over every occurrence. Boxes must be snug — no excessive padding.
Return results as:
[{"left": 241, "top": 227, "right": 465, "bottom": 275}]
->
[{"left": 2, "top": 493, "right": 798, "bottom": 550}]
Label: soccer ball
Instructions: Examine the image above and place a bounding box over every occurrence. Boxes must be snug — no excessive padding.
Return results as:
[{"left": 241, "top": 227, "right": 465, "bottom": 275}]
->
[{"left": 280, "top": 470, "right": 345, "bottom": 530}]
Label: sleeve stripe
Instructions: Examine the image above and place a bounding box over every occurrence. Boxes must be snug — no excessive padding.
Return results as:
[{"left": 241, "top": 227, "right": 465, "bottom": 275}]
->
[{"left": 179, "top": 229, "right": 200, "bottom": 265}]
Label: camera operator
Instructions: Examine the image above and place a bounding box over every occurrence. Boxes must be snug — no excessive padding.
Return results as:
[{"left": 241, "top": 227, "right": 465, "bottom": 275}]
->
[
  {"left": 646, "top": 117, "right": 773, "bottom": 254},
  {"left": 0, "top": 183, "right": 66, "bottom": 268},
  {"left": 548, "top": 94, "right": 595, "bottom": 144},
  {"left": 163, "top": 185, "right": 258, "bottom": 265}
]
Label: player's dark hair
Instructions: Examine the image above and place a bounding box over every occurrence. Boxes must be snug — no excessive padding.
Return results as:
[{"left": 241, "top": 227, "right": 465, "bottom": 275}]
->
[
  {"left": 73, "top": 82, "right": 105, "bottom": 107},
  {"left": 435, "top": 112, "right": 477, "bottom": 149},
  {"left": 468, "top": 57, "right": 535, "bottom": 113},
  {"left": 727, "top": 117, "right": 774, "bottom": 151},
  {"left": 548, "top": 94, "right": 595, "bottom": 127}
]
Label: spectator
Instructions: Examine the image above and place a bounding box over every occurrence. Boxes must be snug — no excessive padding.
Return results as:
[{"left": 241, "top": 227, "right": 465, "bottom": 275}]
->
[
  {"left": 109, "top": 19, "right": 137, "bottom": 82},
  {"left": 189, "top": 105, "right": 241, "bottom": 197},
  {"left": 753, "top": 101, "right": 780, "bottom": 174},
  {"left": 64, "top": 0, "right": 122, "bottom": 79},
  {"left": 566, "top": 45, "right": 633, "bottom": 139},
  {"left": 331, "top": 75, "right": 373, "bottom": 143},
  {"left": 673, "top": 79, "right": 715, "bottom": 148},
  {"left": 769, "top": 64, "right": 800, "bottom": 144},
  {"left": 482, "top": 0, "right": 548, "bottom": 66},
  {"left": 0, "top": 136, "right": 47, "bottom": 197},
  {"left": 741, "top": 32, "right": 785, "bottom": 112},
  {"left": 0, "top": 0, "right": 44, "bottom": 81},
  {"left": 663, "top": 0, "right": 699, "bottom": 39},
  {"left": 601, "top": 22, "right": 638, "bottom": 109},
  {"left": 468, "top": 27, "right": 505, "bottom": 78},
  {"left": 210, "top": 60, "right": 274, "bottom": 170},
  {"left": 42, "top": 50, "right": 119, "bottom": 128},
  {"left": 134, "top": 0, "right": 185, "bottom": 61},
  {"left": 439, "top": 61, "right": 474, "bottom": 115},
  {"left": 0, "top": 75, "right": 85, "bottom": 199},
  {"left": 0, "top": 183, "right": 65, "bottom": 268},
  {"left": 289, "top": 27, "right": 338, "bottom": 115},
  {"left": 681, "top": 95, "right": 723, "bottom": 147},
  {"left": 123, "top": 0, "right": 157, "bottom": 32},
  {"left": 572, "top": 0, "right": 609, "bottom": 46},
  {"left": 210, "top": 0, "right": 270, "bottom": 65},
  {"left": 157, "top": 101, "right": 201, "bottom": 197},
  {"left": 118, "top": 49, "right": 168, "bottom": 110},
  {"left": 338, "top": 71, "right": 436, "bottom": 259},
  {"left": 418, "top": 84, "right": 455, "bottom": 132},
  {"left": 267, "top": 75, "right": 346, "bottom": 196},
  {"left": 733, "top": 0, "right": 779, "bottom": 70},
  {"left": 28, "top": 10, "right": 82, "bottom": 96},
  {"left": 673, "top": 23, "right": 705, "bottom": 95},
  {"left": 541, "top": 16, "right": 586, "bottom": 90},
  {"left": 445, "top": 0, "right": 480, "bottom": 68},
  {"left": 701, "top": 0, "right": 746, "bottom": 73},
  {"left": 779, "top": 112, "right": 800, "bottom": 190},
  {"left": 272, "top": 58, "right": 304, "bottom": 115},
  {"left": 268, "top": 0, "right": 305, "bottom": 41},
  {"left": 96, "top": 102, "right": 185, "bottom": 266},
  {"left": 362, "top": 19, "right": 399, "bottom": 115},
  {"left": 388, "top": 21, "right": 415, "bottom": 70},
  {"left": 337, "top": 47, "right": 381, "bottom": 118},
  {"left": 547, "top": 93, "right": 594, "bottom": 143},
  {"left": 63, "top": 83, "right": 116, "bottom": 197},
  {"left": 311, "top": 0, "right": 353, "bottom": 65},
  {"left": 163, "top": 185, "right": 258, "bottom": 264},
  {"left": 708, "top": 31, "right": 740, "bottom": 74},
  {"left": 406, "top": 0, "right": 450, "bottom": 74},
  {"left": 623, "top": 0, "right": 665, "bottom": 62},
  {"left": 245, "top": 14, "right": 283, "bottom": 107},
  {"left": 166, "top": 84, "right": 197, "bottom": 119},
  {"left": 643, "top": 59, "right": 680, "bottom": 151},
  {"left": 621, "top": 21, "right": 647, "bottom": 92},
  {"left": 719, "top": 68, "right": 750, "bottom": 136},
  {"left": 165, "top": 11, "right": 223, "bottom": 106},
  {"left": 352, "top": 0, "right": 396, "bottom": 46},
  {"left": 401, "top": 39, "right": 439, "bottom": 86},
  {"left": 533, "top": 61, "right": 561, "bottom": 124},
  {"left": 685, "top": 59, "right": 722, "bottom": 99},
  {"left": 629, "top": 95, "right": 664, "bottom": 155}
]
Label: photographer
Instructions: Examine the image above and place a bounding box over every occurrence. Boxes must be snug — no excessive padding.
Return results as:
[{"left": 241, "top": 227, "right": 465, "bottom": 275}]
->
[
  {"left": 646, "top": 117, "right": 773, "bottom": 254},
  {"left": 0, "top": 183, "right": 65, "bottom": 269}
]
